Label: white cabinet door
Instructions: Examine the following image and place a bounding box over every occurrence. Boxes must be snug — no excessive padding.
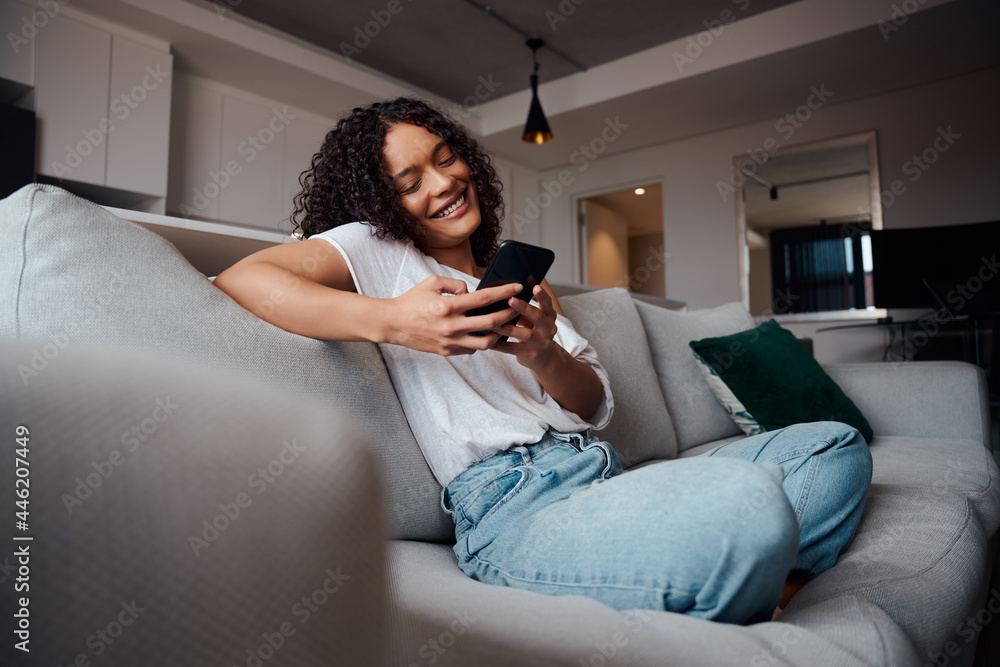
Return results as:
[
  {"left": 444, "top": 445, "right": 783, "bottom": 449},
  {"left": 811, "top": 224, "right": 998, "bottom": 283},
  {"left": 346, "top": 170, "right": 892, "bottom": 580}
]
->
[
  {"left": 218, "top": 95, "right": 287, "bottom": 231},
  {"left": 167, "top": 77, "right": 223, "bottom": 220},
  {"left": 35, "top": 13, "right": 111, "bottom": 187},
  {"left": 0, "top": 0, "right": 35, "bottom": 90},
  {"left": 106, "top": 35, "right": 173, "bottom": 197}
]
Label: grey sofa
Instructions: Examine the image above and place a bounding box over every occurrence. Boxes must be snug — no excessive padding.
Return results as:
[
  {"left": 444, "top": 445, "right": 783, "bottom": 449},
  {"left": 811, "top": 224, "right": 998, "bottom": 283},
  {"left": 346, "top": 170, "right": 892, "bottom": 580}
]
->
[{"left": 2, "top": 183, "right": 998, "bottom": 666}]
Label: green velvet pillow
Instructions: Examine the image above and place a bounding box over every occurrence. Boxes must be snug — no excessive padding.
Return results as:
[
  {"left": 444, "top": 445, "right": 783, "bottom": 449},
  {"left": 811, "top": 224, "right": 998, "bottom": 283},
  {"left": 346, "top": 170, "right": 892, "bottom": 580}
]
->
[{"left": 688, "top": 319, "right": 873, "bottom": 442}]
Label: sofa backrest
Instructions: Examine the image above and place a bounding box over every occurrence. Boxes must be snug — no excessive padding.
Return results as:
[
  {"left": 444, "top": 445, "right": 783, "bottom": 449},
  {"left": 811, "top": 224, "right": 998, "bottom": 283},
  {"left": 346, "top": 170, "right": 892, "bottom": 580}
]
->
[
  {"left": 558, "top": 289, "right": 678, "bottom": 464},
  {"left": 0, "top": 184, "right": 453, "bottom": 543},
  {"left": 558, "top": 292, "right": 758, "bottom": 457}
]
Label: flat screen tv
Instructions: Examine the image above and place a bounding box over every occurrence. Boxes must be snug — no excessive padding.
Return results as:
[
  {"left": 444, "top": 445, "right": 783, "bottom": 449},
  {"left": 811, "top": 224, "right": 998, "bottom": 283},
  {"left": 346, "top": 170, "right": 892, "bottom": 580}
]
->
[
  {"left": 870, "top": 220, "right": 1000, "bottom": 315},
  {"left": 0, "top": 104, "right": 35, "bottom": 198}
]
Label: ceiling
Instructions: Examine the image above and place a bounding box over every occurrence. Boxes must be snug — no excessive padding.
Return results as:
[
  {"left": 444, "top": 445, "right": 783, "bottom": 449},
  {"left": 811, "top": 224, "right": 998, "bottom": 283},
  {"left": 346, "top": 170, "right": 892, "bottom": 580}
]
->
[
  {"left": 218, "top": 0, "right": 802, "bottom": 102},
  {"left": 210, "top": 0, "right": 999, "bottom": 171},
  {"left": 70, "top": 0, "right": 1000, "bottom": 171}
]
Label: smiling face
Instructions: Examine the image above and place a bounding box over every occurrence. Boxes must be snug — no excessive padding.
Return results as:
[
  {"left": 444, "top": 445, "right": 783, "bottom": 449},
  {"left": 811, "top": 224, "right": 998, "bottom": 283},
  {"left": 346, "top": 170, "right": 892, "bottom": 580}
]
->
[{"left": 383, "top": 122, "right": 482, "bottom": 264}]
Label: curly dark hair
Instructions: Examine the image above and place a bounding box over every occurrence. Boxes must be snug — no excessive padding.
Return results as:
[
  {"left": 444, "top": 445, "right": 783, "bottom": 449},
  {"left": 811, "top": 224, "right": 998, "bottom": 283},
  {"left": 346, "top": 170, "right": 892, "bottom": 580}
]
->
[{"left": 291, "top": 97, "right": 504, "bottom": 267}]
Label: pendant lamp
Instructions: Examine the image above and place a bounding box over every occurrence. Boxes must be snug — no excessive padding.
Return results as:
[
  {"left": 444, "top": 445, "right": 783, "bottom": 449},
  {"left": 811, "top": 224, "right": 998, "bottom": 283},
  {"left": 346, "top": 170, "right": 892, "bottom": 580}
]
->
[{"left": 522, "top": 37, "right": 553, "bottom": 144}]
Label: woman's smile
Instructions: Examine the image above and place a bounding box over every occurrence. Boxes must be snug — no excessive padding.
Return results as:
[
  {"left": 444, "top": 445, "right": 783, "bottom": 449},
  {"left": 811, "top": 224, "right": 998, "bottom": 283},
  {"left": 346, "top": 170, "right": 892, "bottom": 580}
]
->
[{"left": 431, "top": 190, "right": 469, "bottom": 220}]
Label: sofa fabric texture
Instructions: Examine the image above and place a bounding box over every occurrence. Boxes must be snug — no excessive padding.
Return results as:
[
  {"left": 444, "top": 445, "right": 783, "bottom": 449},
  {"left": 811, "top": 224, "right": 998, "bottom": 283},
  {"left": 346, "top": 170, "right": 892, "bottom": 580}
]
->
[
  {"left": 1, "top": 342, "right": 387, "bottom": 667},
  {"left": 3, "top": 184, "right": 999, "bottom": 666}
]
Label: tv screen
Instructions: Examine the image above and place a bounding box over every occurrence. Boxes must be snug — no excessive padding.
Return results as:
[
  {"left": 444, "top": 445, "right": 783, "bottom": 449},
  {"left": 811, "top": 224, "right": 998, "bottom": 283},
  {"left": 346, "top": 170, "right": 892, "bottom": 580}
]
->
[
  {"left": 870, "top": 220, "right": 1000, "bottom": 315},
  {"left": 0, "top": 104, "right": 35, "bottom": 198}
]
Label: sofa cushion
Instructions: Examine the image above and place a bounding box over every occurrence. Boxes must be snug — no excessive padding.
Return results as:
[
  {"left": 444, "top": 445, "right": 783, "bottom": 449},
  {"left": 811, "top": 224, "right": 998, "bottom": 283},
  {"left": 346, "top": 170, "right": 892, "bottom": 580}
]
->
[
  {"left": 0, "top": 183, "right": 452, "bottom": 543},
  {"left": 633, "top": 300, "right": 756, "bottom": 452},
  {"left": 868, "top": 435, "right": 1000, "bottom": 535},
  {"left": 789, "top": 484, "right": 991, "bottom": 662},
  {"left": 387, "top": 540, "right": 923, "bottom": 666},
  {"left": 560, "top": 288, "right": 677, "bottom": 464},
  {"left": 689, "top": 319, "right": 874, "bottom": 442}
]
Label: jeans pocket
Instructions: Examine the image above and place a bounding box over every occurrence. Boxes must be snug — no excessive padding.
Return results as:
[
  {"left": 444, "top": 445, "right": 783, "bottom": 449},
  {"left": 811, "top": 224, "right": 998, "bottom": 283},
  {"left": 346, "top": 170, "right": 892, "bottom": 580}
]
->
[
  {"left": 456, "top": 467, "right": 527, "bottom": 529},
  {"left": 581, "top": 440, "right": 623, "bottom": 479}
]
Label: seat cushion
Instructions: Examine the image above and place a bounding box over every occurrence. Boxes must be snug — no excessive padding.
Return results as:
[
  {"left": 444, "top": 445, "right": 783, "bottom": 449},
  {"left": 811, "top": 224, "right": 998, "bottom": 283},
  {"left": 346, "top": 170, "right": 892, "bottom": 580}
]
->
[
  {"left": 560, "top": 288, "right": 677, "bottom": 465},
  {"left": 633, "top": 300, "right": 756, "bottom": 452},
  {"left": 387, "top": 540, "right": 921, "bottom": 666},
  {"left": 868, "top": 435, "right": 1000, "bottom": 534},
  {"left": 0, "top": 183, "right": 452, "bottom": 543}
]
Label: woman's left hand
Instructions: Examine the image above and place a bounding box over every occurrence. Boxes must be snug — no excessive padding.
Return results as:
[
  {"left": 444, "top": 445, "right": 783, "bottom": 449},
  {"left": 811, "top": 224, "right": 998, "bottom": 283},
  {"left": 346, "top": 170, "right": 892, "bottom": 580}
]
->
[
  {"left": 492, "top": 284, "right": 560, "bottom": 374},
  {"left": 492, "top": 284, "right": 603, "bottom": 421}
]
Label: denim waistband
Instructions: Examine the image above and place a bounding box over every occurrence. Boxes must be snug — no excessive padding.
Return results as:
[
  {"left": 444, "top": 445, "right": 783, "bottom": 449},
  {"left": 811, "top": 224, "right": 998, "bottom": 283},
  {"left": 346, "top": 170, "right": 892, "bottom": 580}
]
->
[{"left": 441, "top": 429, "right": 595, "bottom": 515}]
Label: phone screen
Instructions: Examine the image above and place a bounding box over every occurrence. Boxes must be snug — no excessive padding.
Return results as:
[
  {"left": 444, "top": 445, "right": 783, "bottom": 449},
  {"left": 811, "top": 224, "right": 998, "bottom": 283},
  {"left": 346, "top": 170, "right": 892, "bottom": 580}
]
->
[{"left": 466, "top": 240, "right": 555, "bottom": 337}]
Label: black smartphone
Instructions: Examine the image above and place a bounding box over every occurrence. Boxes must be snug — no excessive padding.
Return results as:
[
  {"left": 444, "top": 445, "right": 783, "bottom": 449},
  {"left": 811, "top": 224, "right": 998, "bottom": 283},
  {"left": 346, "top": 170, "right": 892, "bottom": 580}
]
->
[{"left": 466, "top": 240, "right": 555, "bottom": 338}]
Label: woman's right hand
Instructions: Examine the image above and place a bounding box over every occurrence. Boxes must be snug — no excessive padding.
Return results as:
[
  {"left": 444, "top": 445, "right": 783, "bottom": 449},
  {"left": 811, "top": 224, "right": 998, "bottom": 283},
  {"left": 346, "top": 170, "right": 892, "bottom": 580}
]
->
[{"left": 383, "top": 276, "right": 522, "bottom": 356}]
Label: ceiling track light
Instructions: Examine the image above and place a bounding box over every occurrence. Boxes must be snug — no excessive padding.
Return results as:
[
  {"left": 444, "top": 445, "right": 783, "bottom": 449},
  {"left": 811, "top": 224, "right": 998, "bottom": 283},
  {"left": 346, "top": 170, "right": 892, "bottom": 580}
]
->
[{"left": 523, "top": 37, "right": 553, "bottom": 144}]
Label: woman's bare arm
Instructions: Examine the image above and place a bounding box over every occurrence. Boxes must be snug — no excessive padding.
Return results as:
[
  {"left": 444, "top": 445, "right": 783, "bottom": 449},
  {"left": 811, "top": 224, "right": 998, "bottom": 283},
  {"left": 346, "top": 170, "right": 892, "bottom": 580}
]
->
[{"left": 213, "top": 239, "right": 523, "bottom": 355}]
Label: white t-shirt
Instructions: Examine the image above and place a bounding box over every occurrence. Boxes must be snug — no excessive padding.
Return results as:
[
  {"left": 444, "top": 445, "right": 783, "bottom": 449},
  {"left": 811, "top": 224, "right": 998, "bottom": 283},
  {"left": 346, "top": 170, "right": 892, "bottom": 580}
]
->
[{"left": 314, "top": 222, "right": 614, "bottom": 487}]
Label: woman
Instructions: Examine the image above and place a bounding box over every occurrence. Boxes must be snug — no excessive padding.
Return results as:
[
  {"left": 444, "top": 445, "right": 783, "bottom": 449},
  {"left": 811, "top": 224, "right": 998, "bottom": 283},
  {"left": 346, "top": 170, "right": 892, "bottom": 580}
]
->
[{"left": 214, "top": 97, "right": 872, "bottom": 624}]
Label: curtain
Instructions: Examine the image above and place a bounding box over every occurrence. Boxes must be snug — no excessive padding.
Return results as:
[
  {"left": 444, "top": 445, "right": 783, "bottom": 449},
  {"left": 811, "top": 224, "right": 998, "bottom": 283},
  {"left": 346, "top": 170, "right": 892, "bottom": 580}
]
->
[{"left": 769, "top": 222, "right": 871, "bottom": 314}]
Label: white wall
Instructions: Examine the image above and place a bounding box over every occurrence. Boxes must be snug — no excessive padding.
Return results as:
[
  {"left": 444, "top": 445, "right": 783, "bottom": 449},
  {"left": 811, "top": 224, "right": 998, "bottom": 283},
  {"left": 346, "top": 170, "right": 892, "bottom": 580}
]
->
[
  {"left": 535, "top": 67, "right": 1000, "bottom": 363},
  {"left": 495, "top": 156, "right": 541, "bottom": 247}
]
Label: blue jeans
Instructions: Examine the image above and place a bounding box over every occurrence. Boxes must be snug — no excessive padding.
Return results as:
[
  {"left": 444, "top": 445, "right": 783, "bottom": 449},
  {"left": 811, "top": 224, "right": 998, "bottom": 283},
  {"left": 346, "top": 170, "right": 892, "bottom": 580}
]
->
[{"left": 442, "top": 421, "right": 872, "bottom": 624}]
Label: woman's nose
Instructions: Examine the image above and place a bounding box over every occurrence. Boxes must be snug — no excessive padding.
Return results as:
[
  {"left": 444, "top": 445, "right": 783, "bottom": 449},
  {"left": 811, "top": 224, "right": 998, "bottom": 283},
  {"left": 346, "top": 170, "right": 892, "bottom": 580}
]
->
[{"left": 426, "top": 167, "right": 454, "bottom": 196}]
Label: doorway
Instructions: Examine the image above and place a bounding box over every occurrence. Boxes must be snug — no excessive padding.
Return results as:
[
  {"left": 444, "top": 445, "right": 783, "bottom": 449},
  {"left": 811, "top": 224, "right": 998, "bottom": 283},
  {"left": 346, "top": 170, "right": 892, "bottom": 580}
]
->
[{"left": 578, "top": 183, "right": 665, "bottom": 298}]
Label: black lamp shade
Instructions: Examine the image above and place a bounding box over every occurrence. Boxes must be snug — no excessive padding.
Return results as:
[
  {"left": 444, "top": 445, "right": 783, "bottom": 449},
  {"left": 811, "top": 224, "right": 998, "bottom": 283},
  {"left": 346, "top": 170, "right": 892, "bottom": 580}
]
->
[{"left": 522, "top": 73, "right": 552, "bottom": 144}]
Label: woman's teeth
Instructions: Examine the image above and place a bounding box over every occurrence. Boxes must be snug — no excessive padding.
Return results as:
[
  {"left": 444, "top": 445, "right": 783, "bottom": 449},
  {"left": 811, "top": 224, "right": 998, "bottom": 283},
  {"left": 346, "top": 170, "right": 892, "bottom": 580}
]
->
[{"left": 433, "top": 193, "right": 465, "bottom": 218}]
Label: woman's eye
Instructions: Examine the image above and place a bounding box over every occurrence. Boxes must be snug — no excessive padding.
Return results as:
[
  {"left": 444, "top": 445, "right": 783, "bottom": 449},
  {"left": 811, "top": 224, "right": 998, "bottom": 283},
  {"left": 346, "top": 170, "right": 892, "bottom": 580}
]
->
[
  {"left": 440, "top": 153, "right": 457, "bottom": 166},
  {"left": 399, "top": 181, "right": 420, "bottom": 195}
]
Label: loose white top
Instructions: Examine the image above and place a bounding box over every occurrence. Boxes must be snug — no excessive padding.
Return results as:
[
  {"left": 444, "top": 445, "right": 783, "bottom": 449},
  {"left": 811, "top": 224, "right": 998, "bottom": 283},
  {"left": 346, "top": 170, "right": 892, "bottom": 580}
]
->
[{"left": 314, "top": 222, "right": 614, "bottom": 487}]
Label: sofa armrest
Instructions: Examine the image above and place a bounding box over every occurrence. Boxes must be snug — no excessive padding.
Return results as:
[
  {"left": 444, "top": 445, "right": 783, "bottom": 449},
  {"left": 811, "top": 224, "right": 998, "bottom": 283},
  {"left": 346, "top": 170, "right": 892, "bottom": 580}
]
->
[
  {"left": 1, "top": 342, "right": 386, "bottom": 666},
  {"left": 824, "top": 360, "right": 991, "bottom": 448}
]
